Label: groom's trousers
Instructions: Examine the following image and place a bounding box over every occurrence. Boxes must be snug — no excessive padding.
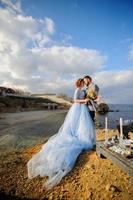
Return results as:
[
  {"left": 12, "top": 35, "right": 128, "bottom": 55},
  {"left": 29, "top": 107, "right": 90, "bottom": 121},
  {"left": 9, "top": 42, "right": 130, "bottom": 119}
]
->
[{"left": 89, "top": 111, "right": 95, "bottom": 122}]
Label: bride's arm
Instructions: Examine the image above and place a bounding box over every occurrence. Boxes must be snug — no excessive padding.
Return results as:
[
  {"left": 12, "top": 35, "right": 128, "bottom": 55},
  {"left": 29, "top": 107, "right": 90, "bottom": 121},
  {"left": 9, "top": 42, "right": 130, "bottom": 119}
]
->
[
  {"left": 74, "top": 99, "right": 88, "bottom": 104},
  {"left": 74, "top": 89, "right": 88, "bottom": 104}
]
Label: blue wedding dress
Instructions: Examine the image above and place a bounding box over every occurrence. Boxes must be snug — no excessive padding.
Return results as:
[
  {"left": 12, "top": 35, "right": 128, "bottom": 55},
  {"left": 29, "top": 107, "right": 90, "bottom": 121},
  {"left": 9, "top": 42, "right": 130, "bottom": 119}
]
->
[{"left": 27, "top": 88, "right": 96, "bottom": 189}]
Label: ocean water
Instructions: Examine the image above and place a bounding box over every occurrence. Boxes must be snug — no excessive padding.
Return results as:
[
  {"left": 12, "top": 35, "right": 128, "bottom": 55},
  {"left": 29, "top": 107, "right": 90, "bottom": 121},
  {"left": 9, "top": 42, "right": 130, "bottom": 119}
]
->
[{"left": 96, "top": 104, "right": 133, "bottom": 129}]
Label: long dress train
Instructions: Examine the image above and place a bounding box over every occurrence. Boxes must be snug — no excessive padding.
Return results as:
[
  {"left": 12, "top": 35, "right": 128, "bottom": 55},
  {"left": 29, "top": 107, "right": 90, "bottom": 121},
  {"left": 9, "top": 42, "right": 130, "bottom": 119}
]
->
[{"left": 27, "top": 88, "right": 96, "bottom": 189}]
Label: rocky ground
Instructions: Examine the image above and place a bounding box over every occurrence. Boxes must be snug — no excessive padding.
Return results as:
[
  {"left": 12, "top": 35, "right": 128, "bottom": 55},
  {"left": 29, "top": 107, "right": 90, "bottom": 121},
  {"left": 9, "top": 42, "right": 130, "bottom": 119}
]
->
[{"left": 0, "top": 129, "right": 133, "bottom": 200}]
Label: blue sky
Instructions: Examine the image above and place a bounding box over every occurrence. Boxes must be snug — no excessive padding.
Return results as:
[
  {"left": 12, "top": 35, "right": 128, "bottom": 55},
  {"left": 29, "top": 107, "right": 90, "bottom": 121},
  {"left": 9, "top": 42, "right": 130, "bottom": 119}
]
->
[
  {"left": 23, "top": 0, "right": 133, "bottom": 70},
  {"left": 0, "top": 0, "right": 133, "bottom": 103}
]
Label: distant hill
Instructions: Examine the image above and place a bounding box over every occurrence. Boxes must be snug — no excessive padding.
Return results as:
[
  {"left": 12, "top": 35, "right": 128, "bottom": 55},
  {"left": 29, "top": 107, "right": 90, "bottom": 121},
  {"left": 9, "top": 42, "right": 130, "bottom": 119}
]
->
[
  {"left": 32, "top": 94, "right": 72, "bottom": 108},
  {"left": 0, "top": 92, "right": 72, "bottom": 113}
]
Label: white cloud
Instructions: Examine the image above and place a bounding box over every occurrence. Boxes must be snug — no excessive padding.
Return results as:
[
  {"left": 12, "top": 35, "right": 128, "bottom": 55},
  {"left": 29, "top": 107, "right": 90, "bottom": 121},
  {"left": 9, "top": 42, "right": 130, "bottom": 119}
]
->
[
  {"left": 0, "top": 0, "right": 106, "bottom": 93},
  {"left": 0, "top": 1, "right": 55, "bottom": 77},
  {"left": 94, "top": 70, "right": 133, "bottom": 104},
  {"left": 0, "top": 0, "right": 132, "bottom": 103},
  {"left": 45, "top": 17, "right": 55, "bottom": 34},
  {"left": 0, "top": 7, "right": 55, "bottom": 50},
  {"left": 32, "top": 46, "right": 107, "bottom": 75}
]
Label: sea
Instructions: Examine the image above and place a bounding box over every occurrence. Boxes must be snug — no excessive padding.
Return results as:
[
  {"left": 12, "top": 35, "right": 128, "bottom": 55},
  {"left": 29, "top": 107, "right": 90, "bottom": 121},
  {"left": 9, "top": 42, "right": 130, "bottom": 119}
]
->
[{"left": 96, "top": 104, "right": 133, "bottom": 129}]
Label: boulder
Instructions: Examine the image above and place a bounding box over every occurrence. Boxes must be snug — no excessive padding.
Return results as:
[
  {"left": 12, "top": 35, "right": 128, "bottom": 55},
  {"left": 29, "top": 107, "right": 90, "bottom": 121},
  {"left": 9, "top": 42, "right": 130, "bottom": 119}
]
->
[{"left": 97, "top": 103, "right": 109, "bottom": 114}]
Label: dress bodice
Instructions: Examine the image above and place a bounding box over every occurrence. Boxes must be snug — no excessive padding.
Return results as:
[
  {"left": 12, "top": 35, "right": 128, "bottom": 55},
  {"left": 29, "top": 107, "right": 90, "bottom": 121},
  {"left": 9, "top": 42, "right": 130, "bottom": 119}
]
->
[{"left": 74, "top": 88, "right": 85, "bottom": 100}]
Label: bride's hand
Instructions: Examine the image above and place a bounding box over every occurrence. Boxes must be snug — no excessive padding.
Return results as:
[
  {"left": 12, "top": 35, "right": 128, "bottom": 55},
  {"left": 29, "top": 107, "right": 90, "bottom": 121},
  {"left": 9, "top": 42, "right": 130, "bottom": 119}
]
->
[{"left": 84, "top": 98, "right": 88, "bottom": 104}]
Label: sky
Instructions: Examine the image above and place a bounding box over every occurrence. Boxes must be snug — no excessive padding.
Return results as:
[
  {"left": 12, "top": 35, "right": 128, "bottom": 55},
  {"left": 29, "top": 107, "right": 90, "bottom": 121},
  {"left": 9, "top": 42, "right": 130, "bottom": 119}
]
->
[{"left": 0, "top": 0, "right": 133, "bottom": 104}]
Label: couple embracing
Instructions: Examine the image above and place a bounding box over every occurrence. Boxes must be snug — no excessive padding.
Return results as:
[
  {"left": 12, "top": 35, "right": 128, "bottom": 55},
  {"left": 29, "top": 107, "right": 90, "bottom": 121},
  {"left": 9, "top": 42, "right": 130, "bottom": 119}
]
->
[{"left": 27, "top": 75, "right": 99, "bottom": 189}]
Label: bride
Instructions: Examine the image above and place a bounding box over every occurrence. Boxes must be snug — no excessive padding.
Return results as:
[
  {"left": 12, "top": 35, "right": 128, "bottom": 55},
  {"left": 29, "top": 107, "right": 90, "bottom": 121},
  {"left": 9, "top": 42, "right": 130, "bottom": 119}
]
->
[{"left": 27, "top": 78, "right": 96, "bottom": 189}]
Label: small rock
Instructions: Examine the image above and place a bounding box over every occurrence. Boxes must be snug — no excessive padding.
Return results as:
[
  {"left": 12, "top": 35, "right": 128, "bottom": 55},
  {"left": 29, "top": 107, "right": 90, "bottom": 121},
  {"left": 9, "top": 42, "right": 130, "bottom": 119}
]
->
[
  {"left": 14, "top": 159, "right": 22, "bottom": 165},
  {"left": 91, "top": 164, "right": 95, "bottom": 170},
  {"left": 106, "top": 184, "right": 119, "bottom": 193},
  {"left": 124, "top": 176, "right": 129, "bottom": 181},
  {"left": 10, "top": 187, "right": 16, "bottom": 194},
  {"left": 106, "top": 183, "right": 111, "bottom": 191},
  {"left": 48, "top": 195, "right": 53, "bottom": 200},
  {"left": 99, "top": 174, "right": 103, "bottom": 178},
  {"left": 0, "top": 187, "right": 4, "bottom": 192},
  {"left": 110, "top": 186, "right": 117, "bottom": 192},
  {"left": 110, "top": 194, "right": 115, "bottom": 198},
  {"left": 87, "top": 191, "right": 92, "bottom": 198}
]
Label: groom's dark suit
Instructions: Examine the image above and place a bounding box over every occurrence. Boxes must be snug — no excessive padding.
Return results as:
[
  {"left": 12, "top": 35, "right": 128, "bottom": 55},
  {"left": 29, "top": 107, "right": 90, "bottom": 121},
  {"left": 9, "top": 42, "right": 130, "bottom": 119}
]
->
[{"left": 85, "top": 82, "right": 99, "bottom": 122}]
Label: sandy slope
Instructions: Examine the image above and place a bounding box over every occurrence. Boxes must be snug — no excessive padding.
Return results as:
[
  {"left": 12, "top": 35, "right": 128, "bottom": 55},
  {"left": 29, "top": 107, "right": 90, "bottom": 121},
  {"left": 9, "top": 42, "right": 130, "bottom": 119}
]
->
[{"left": 0, "top": 129, "right": 133, "bottom": 200}]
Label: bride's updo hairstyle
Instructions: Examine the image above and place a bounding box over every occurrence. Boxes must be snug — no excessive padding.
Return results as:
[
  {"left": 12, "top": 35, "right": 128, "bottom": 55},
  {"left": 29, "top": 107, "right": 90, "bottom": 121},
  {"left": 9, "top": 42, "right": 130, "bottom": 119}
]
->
[{"left": 75, "top": 78, "right": 84, "bottom": 88}]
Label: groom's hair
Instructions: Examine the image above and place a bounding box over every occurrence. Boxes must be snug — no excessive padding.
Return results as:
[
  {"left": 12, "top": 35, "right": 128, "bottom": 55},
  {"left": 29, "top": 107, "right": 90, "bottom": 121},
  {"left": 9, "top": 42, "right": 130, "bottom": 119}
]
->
[{"left": 83, "top": 75, "right": 92, "bottom": 81}]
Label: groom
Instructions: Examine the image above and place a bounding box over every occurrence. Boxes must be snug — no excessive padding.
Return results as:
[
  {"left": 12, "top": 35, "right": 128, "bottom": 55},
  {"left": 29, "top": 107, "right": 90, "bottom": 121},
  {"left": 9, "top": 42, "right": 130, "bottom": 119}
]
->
[{"left": 83, "top": 75, "right": 99, "bottom": 122}]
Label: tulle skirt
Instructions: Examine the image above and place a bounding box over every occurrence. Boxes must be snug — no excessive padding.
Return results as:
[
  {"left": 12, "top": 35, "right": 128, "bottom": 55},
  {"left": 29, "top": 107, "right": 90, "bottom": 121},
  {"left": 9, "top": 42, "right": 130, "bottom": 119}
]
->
[{"left": 27, "top": 103, "right": 96, "bottom": 189}]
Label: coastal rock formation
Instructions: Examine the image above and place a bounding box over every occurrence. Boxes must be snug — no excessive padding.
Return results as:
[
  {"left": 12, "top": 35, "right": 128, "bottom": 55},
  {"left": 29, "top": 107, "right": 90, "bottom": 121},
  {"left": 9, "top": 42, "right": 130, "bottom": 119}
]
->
[{"left": 97, "top": 103, "right": 109, "bottom": 114}]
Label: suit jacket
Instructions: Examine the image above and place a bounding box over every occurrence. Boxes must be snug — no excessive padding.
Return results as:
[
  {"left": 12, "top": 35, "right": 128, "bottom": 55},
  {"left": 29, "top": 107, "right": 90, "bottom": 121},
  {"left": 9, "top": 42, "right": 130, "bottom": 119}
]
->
[{"left": 85, "top": 83, "right": 99, "bottom": 111}]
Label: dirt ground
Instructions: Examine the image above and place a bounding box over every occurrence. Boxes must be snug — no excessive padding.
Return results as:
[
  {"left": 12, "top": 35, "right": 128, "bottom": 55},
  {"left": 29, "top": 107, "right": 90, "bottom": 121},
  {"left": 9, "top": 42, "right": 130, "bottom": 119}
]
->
[{"left": 0, "top": 129, "right": 133, "bottom": 200}]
